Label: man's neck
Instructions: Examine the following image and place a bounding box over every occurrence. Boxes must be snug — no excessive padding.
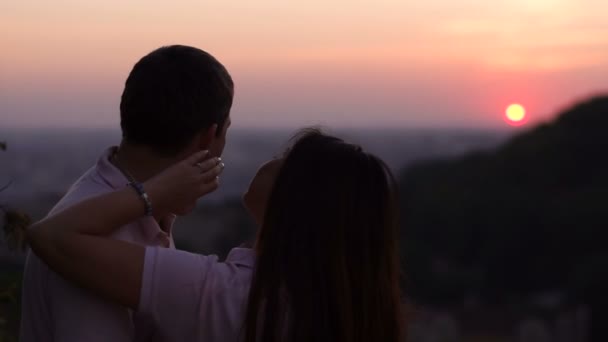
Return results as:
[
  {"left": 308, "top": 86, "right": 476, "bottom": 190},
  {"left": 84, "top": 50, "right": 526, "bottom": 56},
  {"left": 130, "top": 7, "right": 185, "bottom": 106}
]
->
[
  {"left": 113, "top": 142, "right": 175, "bottom": 183},
  {"left": 113, "top": 142, "right": 179, "bottom": 222}
]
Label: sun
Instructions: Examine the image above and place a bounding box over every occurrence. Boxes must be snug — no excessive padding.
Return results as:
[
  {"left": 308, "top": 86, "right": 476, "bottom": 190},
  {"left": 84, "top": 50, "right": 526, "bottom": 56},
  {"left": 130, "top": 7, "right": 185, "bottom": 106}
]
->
[{"left": 505, "top": 104, "right": 526, "bottom": 126}]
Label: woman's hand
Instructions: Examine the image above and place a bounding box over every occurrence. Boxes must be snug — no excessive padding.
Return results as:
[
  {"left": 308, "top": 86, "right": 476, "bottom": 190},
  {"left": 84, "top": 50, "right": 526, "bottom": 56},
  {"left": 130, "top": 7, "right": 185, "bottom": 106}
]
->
[
  {"left": 145, "top": 150, "right": 225, "bottom": 215},
  {"left": 25, "top": 150, "right": 225, "bottom": 311}
]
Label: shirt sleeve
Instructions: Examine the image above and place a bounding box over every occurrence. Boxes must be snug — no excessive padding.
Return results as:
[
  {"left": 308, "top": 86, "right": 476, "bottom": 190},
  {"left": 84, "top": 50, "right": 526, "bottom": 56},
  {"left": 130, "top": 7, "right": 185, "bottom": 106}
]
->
[
  {"left": 138, "top": 247, "right": 220, "bottom": 339},
  {"left": 49, "top": 271, "right": 134, "bottom": 342}
]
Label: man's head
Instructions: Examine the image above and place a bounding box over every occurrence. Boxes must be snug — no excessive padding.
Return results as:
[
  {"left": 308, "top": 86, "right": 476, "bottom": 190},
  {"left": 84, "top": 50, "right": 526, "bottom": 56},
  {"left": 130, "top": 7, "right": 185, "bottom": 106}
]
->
[{"left": 120, "top": 45, "right": 233, "bottom": 159}]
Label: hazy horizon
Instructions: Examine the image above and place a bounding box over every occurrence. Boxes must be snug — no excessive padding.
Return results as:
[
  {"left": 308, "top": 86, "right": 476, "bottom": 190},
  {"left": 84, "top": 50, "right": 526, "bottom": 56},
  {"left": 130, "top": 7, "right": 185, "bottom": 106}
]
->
[{"left": 2, "top": 0, "right": 607, "bottom": 129}]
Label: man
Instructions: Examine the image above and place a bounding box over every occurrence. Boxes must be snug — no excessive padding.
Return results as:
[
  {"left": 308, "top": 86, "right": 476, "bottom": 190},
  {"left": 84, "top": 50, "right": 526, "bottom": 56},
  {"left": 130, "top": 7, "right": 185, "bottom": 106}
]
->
[{"left": 20, "top": 45, "right": 234, "bottom": 341}]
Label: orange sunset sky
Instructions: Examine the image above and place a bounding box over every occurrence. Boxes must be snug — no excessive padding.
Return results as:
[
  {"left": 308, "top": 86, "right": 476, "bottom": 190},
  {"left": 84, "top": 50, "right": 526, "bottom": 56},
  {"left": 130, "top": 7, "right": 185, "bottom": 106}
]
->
[{"left": 1, "top": 0, "right": 607, "bottom": 129}]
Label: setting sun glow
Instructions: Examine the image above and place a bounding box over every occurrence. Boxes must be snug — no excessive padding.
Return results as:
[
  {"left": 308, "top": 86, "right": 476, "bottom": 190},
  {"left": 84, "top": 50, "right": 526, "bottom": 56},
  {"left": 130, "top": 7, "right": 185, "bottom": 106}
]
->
[
  {"left": 2, "top": 1, "right": 607, "bottom": 128},
  {"left": 505, "top": 104, "right": 526, "bottom": 125}
]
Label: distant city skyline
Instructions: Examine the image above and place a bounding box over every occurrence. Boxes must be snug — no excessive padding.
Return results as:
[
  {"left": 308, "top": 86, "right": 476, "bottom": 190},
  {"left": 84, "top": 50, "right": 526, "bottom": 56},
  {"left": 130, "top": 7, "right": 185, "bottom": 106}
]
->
[{"left": 1, "top": 0, "right": 607, "bottom": 129}]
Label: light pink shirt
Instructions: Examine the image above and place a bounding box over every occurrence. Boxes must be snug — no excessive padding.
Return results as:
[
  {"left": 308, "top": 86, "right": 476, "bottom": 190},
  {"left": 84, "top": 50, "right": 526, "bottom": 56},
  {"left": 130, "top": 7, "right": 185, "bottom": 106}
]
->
[
  {"left": 139, "top": 247, "right": 255, "bottom": 341},
  {"left": 21, "top": 147, "right": 175, "bottom": 342}
]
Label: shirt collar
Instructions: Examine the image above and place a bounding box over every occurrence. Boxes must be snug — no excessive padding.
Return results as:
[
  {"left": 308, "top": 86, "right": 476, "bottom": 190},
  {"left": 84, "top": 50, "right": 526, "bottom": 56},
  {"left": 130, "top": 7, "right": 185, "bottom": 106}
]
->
[
  {"left": 96, "top": 146, "right": 130, "bottom": 190},
  {"left": 225, "top": 248, "right": 256, "bottom": 268},
  {"left": 96, "top": 146, "right": 176, "bottom": 245}
]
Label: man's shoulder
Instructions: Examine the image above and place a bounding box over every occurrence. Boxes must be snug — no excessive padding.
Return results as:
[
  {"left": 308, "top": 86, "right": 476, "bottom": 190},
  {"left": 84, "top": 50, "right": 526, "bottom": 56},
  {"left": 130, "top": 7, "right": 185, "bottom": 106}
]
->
[
  {"left": 49, "top": 165, "right": 113, "bottom": 215},
  {"left": 47, "top": 160, "right": 147, "bottom": 244},
  {"left": 24, "top": 165, "right": 113, "bottom": 278}
]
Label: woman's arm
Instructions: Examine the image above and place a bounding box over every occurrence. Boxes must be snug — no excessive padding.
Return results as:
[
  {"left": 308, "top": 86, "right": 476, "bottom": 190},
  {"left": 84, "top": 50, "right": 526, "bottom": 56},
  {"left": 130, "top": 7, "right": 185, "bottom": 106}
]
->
[{"left": 27, "top": 151, "right": 223, "bottom": 309}]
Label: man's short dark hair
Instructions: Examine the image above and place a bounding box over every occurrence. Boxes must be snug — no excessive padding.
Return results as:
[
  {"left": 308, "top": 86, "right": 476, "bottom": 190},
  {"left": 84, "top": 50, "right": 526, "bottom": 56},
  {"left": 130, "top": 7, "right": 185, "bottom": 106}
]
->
[{"left": 120, "top": 45, "right": 234, "bottom": 156}]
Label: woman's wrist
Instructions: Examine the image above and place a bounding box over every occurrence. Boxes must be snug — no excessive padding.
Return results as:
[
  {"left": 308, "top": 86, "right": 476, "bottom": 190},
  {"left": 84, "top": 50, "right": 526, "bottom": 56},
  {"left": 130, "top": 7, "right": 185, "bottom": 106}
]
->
[
  {"left": 127, "top": 182, "right": 153, "bottom": 216},
  {"left": 113, "top": 187, "right": 152, "bottom": 223},
  {"left": 143, "top": 179, "right": 164, "bottom": 216}
]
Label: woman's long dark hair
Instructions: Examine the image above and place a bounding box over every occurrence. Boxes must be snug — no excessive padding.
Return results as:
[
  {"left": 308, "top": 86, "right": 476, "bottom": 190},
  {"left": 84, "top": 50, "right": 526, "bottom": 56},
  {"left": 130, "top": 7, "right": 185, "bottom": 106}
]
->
[{"left": 244, "top": 129, "right": 403, "bottom": 342}]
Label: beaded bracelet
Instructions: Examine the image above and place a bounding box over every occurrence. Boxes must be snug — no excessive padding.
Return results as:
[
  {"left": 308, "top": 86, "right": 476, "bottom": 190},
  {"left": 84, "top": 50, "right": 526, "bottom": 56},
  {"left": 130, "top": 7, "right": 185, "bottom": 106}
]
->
[{"left": 128, "top": 181, "right": 153, "bottom": 216}]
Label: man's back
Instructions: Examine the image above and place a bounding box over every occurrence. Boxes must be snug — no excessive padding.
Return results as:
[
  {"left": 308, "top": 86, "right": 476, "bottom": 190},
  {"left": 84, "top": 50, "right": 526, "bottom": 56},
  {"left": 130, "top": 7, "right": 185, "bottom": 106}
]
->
[
  {"left": 20, "top": 44, "right": 234, "bottom": 341},
  {"left": 20, "top": 148, "right": 174, "bottom": 342}
]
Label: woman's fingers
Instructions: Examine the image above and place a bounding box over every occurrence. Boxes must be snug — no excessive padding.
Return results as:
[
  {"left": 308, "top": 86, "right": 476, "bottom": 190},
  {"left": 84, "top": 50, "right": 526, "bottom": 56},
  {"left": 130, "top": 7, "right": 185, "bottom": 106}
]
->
[
  {"left": 194, "top": 163, "right": 222, "bottom": 197},
  {"left": 193, "top": 157, "right": 219, "bottom": 174},
  {"left": 186, "top": 150, "right": 210, "bottom": 165},
  {"left": 199, "top": 162, "right": 224, "bottom": 183},
  {"left": 212, "top": 162, "right": 225, "bottom": 180},
  {"left": 198, "top": 176, "right": 220, "bottom": 196},
  {"left": 186, "top": 150, "right": 224, "bottom": 196},
  {"left": 144, "top": 151, "right": 226, "bottom": 213}
]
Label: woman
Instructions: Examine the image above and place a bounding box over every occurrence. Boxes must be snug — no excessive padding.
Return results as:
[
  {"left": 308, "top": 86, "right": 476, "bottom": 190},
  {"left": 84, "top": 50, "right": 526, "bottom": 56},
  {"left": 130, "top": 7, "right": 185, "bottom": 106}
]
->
[{"left": 28, "top": 129, "right": 404, "bottom": 342}]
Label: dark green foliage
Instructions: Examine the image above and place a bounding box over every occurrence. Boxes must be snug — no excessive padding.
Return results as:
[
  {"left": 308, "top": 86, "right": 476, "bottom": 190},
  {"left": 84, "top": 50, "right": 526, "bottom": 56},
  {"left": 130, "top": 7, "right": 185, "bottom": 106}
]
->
[
  {"left": 1, "top": 140, "right": 25, "bottom": 342},
  {"left": 1, "top": 210, "right": 30, "bottom": 252},
  {"left": 399, "top": 96, "right": 608, "bottom": 305},
  {"left": 0, "top": 270, "right": 22, "bottom": 342},
  {"left": 1, "top": 142, "right": 31, "bottom": 251}
]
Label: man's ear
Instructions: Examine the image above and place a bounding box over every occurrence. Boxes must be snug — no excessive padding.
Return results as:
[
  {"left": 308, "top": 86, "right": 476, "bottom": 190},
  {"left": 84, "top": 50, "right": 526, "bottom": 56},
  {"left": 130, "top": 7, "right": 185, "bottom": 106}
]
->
[{"left": 198, "top": 124, "right": 218, "bottom": 150}]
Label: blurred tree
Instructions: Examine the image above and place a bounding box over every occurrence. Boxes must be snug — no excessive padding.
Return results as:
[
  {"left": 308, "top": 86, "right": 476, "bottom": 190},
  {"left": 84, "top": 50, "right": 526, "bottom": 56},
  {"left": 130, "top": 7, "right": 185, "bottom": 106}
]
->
[
  {"left": 1, "top": 139, "right": 29, "bottom": 342},
  {"left": 399, "top": 96, "right": 608, "bottom": 308},
  {"left": 1, "top": 210, "right": 30, "bottom": 252},
  {"left": 1, "top": 141, "right": 31, "bottom": 251}
]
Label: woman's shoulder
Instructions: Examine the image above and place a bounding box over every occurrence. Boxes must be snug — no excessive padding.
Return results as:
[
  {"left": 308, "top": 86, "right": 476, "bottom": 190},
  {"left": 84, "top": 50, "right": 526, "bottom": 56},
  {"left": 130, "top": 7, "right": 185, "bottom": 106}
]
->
[
  {"left": 225, "top": 247, "right": 256, "bottom": 268},
  {"left": 139, "top": 247, "right": 255, "bottom": 341},
  {"left": 143, "top": 246, "right": 255, "bottom": 286},
  {"left": 139, "top": 246, "right": 255, "bottom": 309}
]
